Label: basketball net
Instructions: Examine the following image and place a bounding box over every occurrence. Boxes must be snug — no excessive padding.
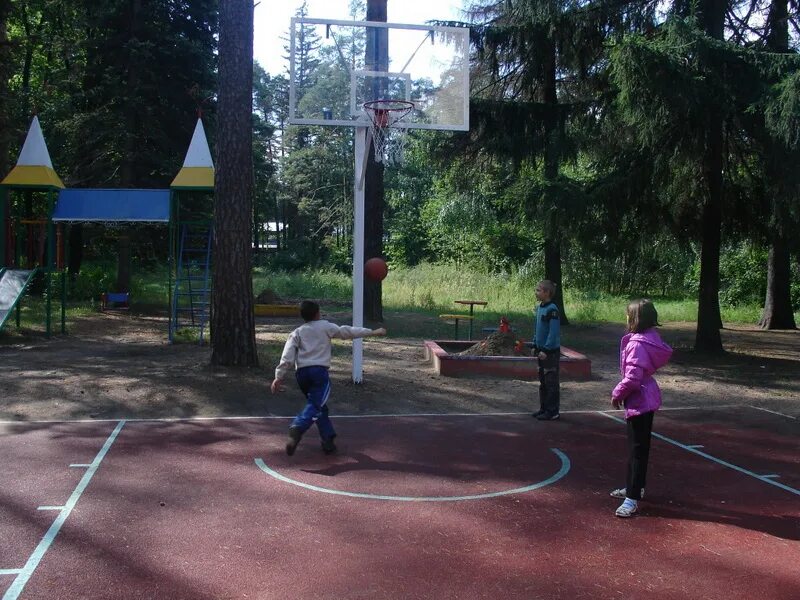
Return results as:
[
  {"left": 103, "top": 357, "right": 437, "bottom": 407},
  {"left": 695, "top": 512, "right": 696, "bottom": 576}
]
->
[{"left": 363, "top": 100, "right": 414, "bottom": 166}]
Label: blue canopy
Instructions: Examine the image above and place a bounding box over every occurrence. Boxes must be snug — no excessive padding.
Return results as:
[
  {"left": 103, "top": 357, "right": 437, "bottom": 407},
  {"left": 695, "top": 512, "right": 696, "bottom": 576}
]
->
[{"left": 52, "top": 189, "right": 170, "bottom": 223}]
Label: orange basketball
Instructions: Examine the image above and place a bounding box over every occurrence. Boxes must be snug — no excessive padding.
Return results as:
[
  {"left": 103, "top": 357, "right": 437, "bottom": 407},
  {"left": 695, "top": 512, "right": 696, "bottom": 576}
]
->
[{"left": 364, "top": 257, "right": 389, "bottom": 281}]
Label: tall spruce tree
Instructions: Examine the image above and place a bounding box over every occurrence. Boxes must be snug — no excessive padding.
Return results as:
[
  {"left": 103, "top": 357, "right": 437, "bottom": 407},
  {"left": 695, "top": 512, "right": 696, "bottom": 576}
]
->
[
  {"left": 465, "top": 0, "right": 659, "bottom": 323},
  {"left": 693, "top": 0, "right": 727, "bottom": 352},
  {"left": 608, "top": 10, "right": 758, "bottom": 352},
  {"left": 211, "top": 0, "right": 258, "bottom": 366},
  {"left": 758, "top": 0, "right": 798, "bottom": 330},
  {"left": 0, "top": 0, "right": 11, "bottom": 177}
]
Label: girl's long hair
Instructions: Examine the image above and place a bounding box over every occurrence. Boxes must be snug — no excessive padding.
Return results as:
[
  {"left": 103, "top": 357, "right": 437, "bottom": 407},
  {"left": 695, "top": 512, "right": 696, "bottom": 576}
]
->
[{"left": 626, "top": 299, "right": 660, "bottom": 333}]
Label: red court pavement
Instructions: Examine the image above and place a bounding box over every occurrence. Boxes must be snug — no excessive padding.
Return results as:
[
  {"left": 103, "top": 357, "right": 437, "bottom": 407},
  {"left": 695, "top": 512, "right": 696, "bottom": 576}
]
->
[{"left": 0, "top": 410, "right": 798, "bottom": 600}]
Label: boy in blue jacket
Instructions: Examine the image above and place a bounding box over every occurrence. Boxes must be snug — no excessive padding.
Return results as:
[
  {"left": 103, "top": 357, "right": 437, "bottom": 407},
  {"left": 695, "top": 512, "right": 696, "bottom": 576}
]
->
[{"left": 532, "top": 280, "right": 561, "bottom": 421}]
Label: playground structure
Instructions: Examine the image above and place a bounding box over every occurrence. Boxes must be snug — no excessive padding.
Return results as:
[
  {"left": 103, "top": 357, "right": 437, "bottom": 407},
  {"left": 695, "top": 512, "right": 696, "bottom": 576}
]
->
[
  {"left": 0, "top": 116, "right": 215, "bottom": 342},
  {"left": 0, "top": 116, "right": 67, "bottom": 336},
  {"left": 288, "top": 17, "right": 470, "bottom": 382}
]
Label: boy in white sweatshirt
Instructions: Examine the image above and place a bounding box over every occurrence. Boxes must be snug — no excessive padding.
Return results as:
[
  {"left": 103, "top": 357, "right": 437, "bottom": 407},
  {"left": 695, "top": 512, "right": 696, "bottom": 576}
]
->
[{"left": 271, "top": 300, "right": 387, "bottom": 456}]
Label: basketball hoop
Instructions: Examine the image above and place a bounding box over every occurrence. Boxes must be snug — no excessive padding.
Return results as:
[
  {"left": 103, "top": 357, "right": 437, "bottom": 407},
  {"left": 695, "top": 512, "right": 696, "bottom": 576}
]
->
[{"left": 363, "top": 100, "right": 414, "bottom": 165}]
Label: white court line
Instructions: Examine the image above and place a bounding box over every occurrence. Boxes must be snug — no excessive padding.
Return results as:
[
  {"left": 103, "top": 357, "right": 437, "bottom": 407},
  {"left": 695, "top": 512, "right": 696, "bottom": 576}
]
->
[
  {"left": 0, "top": 405, "right": 741, "bottom": 425},
  {"left": 748, "top": 405, "right": 797, "bottom": 420},
  {"left": 255, "top": 448, "right": 571, "bottom": 502},
  {"left": 0, "top": 571, "right": 21, "bottom": 576},
  {"left": 597, "top": 412, "right": 800, "bottom": 497},
  {"left": 2, "top": 420, "right": 126, "bottom": 600}
]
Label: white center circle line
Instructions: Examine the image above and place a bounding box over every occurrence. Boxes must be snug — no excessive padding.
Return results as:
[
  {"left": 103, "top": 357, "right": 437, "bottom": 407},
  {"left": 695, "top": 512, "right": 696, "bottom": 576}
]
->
[{"left": 254, "top": 447, "right": 570, "bottom": 502}]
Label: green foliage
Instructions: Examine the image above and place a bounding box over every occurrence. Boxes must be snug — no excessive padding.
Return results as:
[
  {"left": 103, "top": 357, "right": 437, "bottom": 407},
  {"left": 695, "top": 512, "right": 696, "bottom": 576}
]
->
[
  {"left": 69, "top": 263, "right": 116, "bottom": 303},
  {"left": 250, "top": 265, "right": 793, "bottom": 335},
  {"left": 765, "top": 67, "right": 800, "bottom": 149},
  {"left": 252, "top": 268, "right": 351, "bottom": 303},
  {"left": 718, "top": 243, "right": 768, "bottom": 307}
]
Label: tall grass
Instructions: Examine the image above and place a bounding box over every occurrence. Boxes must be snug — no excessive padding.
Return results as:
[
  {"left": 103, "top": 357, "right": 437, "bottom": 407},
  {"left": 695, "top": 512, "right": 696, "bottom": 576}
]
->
[
  {"left": 252, "top": 263, "right": 795, "bottom": 327},
  {"left": 6, "top": 263, "right": 787, "bottom": 341}
]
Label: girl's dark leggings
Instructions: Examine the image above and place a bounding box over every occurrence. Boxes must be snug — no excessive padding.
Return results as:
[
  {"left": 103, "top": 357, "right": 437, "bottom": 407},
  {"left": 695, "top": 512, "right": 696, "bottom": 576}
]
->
[{"left": 626, "top": 411, "right": 654, "bottom": 500}]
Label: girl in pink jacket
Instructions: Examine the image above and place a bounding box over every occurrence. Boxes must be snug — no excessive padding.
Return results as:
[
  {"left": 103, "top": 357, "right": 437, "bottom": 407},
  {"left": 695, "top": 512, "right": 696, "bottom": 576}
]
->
[{"left": 610, "top": 299, "right": 672, "bottom": 517}]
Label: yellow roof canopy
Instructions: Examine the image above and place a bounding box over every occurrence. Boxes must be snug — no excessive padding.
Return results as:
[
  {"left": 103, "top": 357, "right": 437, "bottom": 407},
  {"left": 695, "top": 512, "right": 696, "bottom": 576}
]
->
[
  {"left": 171, "top": 167, "right": 214, "bottom": 189},
  {"left": 1, "top": 165, "right": 65, "bottom": 189}
]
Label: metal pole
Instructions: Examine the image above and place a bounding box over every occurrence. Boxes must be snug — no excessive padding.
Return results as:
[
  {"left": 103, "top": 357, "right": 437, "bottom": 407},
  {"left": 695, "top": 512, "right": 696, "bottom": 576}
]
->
[
  {"left": 168, "top": 190, "right": 175, "bottom": 342},
  {"left": 352, "top": 127, "right": 367, "bottom": 383},
  {"left": 0, "top": 187, "right": 6, "bottom": 267},
  {"left": 46, "top": 189, "right": 54, "bottom": 338},
  {"left": 57, "top": 223, "right": 66, "bottom": 333}
]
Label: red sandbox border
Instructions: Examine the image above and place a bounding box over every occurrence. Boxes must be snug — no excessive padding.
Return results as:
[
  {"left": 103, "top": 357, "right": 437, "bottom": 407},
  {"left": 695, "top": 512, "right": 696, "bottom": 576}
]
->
[{"left": 424, "top": 340, "right": 592, "bottom": 380}]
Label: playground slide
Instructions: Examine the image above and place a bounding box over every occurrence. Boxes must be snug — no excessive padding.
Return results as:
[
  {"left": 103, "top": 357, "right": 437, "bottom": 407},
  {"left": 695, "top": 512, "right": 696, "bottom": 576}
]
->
[{"left": 0, "top": 268, "right": 37, "bottom": 331}]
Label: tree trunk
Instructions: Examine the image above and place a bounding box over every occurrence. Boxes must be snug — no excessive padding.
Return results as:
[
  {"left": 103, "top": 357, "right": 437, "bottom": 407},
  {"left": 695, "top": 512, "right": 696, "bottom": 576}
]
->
[
  {"left": 116, "top": 234, "right": 131, "bottom": 293},
  {"left": 759, "top": 0, "right": 795, "bottom": 330},
  {"left": 116, "top": 0, "right": 142, "bottom": 294},
  {"left": 0, "top": 0, "right": 11, "bottom": 180},
  {"left": 363, "top": 0, "right": 387, "bottom": 323},
  {"left": 694, "top": 0, "right": 725, "bottom": 353},
  {"left": 211, "top": 0, "right": 258, "bottom": 366},
  {"left": 541, "top": 37, "right": 568, "bottom": 325},
  {"left": 759, "top": 236, "right": 796, "bottom": 329}
]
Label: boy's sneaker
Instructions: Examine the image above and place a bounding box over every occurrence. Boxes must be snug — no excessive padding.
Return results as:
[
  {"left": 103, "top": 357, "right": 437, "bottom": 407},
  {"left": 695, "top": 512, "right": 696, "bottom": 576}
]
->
[
  {"left": 285, "top": 427, "right": 303, "bottom": 456},
  {"left": 321, "top": 436, "right": 337, "bottom": 455},
  {"left": 615, "top": 498, "right": 639, "bottom": 518},
  {"left": 610, "top": 487, "right": 645, "bottom": 500},
  {"left": 532, "top": 409, "right": 546, "bottom": 418},
  {"left": 536, "top": 411, "right": 560, "bottom": 421}
]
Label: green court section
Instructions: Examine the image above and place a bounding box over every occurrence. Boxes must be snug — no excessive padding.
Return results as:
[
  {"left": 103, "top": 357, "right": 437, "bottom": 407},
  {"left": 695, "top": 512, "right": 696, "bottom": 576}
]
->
[{"left": 0, "top": 268, "right": 37, "bottom": 331}]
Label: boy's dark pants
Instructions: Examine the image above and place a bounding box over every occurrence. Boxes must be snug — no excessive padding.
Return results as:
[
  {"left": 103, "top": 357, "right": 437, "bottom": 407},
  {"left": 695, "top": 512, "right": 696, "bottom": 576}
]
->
[
  {"left": 292, "top": 366, "right": 336, "bottom": 442},
  {"left": 537, "top": 350, "right": 560, "bottom": 414},
  {"left": 625, "top": 411, "right": 654, "bottom": 500}
]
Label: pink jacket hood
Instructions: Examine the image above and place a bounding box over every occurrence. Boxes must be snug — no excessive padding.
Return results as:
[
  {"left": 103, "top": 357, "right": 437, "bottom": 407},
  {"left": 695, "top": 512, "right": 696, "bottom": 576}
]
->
[{"left": 612, "top": 328, "right": 672, "bottom": 418}]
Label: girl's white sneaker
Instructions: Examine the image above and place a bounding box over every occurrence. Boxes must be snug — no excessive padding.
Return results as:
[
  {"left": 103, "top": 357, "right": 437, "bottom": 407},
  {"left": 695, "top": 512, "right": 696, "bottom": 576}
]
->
[
  {"left": 610, "top": 487, "right": 644, "bottom": 500},
  {"left": 615, "top": 498, "right": 639, "bottom": 518}
]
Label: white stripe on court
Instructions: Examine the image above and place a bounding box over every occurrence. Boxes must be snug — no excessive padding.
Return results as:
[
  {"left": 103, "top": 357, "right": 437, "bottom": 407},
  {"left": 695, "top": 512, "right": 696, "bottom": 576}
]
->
[
  {"left": 255, "top": 448, "right": 570, "bottom": 502},
  {"left": 2, "top": 420, "right": 126, "bottom": 600},
  {"left": 597, "top": 412, "right": 800, "bottom": 497},
  {"left": 0, "top": 405, "right": 742, "bottom": 425},
  {"left": 748, "top": 405, "right": 797, "bottom": 420},
  {"left": 0, "top": 571, "right": 21, "bottom": 576}
]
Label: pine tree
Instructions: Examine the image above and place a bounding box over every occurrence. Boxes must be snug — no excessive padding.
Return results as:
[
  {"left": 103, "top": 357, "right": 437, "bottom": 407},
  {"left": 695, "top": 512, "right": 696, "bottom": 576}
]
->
[
  {"left": 463, "top": 0, "right": 659, "bottom": 324},
  {"left": 0, "top": 0, "right": 11, "bottom": 177},
  {"left": 211, "top": 0, "right": 258, "bottom": 366},
  {"left": 758, "top": 0, "right": 798, "bottom": 330}
]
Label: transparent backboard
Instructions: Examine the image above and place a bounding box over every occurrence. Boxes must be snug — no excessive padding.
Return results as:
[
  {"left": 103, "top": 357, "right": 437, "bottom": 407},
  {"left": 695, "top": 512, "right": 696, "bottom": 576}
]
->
[{"left": 289, "top": 18, "right": 469, "bottom": 131}]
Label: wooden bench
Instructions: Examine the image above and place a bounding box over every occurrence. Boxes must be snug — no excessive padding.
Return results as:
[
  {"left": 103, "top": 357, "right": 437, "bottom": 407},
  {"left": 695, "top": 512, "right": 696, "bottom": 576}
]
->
[
  {"left": 101, "top": 292, "right": 130, "bottom": 311},
  {"left": 438, "top": 314, "right": 474, "bottom": 340}
]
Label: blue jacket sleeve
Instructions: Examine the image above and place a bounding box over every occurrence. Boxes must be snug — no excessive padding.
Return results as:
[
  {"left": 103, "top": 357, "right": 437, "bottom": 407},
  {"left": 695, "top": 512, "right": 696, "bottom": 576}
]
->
[{"left": 544, "top": 308, "right": 560, "bottom": 351}]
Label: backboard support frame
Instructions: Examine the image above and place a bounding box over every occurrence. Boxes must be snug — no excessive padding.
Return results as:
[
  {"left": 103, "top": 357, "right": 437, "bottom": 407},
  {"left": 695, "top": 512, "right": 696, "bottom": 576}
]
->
[
  {"left": 287, "top": 16, "right": 470, "bottom": 382},
  {"left": 289, "top": 17, "right": 469, "bottom": 132}
]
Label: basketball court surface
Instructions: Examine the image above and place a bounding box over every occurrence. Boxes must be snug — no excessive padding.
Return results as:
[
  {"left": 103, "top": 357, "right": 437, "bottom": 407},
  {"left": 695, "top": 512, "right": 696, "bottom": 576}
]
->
[{"left": 1, "top": 406, "right": 797, "bottom": 599}]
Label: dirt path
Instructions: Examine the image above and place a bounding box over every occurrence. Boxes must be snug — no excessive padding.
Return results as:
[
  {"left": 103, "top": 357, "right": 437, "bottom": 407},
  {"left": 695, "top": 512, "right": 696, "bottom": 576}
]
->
[{"left": 1, "top": 311, "right": 798, "bottom": 421}]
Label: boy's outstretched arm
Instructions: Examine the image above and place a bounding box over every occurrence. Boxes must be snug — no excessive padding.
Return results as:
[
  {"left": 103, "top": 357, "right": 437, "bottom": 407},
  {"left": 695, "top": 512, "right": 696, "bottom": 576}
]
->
[
  {"left": 271, "top": 331, "right": 299, "bottom": 394},
  {"left": 329, "top": 323, "right": 387, "bottom": 339}
]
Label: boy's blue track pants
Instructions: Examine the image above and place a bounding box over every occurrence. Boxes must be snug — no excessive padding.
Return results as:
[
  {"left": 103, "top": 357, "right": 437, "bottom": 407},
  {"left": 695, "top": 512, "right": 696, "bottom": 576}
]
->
[{"left": 292, "top": 366, "right": 336, "bottom": 441}]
